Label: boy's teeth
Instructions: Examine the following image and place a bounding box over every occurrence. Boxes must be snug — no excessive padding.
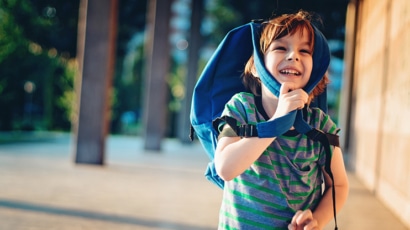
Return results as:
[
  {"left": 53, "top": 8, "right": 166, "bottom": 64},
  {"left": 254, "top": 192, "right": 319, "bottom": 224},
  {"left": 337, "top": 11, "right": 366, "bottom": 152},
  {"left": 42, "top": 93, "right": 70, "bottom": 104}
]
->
[{"left": 280, "top": 70, "right": 300, "bottom": 75}]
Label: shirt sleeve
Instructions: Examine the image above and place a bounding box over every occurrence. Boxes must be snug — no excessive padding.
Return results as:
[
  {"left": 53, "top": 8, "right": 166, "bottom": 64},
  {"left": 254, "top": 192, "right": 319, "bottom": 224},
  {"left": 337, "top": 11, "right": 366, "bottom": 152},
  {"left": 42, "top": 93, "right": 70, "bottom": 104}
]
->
[{"left": 216, "top": 93, "right": 251, "bottom": 139}]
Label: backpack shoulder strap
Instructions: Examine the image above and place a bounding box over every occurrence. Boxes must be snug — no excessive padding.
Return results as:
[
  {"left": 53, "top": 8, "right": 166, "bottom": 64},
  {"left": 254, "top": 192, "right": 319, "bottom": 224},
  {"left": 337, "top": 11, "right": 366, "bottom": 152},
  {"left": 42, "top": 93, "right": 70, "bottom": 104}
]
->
[
  {"left": 305, "top": 128, "right": 339, "bottom": 230},
  {"left": 213, "top": 116, "right": 259, "bottom": 138},
  {"left": 214, "top": 115, "right": 340, "bottom": 147},
  {"left": 325, "top": 133, "right": 340, "bottom": 147}
]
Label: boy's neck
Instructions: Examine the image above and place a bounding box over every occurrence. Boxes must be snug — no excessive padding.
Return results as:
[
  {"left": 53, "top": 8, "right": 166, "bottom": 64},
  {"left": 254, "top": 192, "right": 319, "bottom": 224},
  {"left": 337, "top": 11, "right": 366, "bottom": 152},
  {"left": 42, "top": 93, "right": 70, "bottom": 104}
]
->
[{"left": 261, "top": 87, "right": 279, "bottom": 119}]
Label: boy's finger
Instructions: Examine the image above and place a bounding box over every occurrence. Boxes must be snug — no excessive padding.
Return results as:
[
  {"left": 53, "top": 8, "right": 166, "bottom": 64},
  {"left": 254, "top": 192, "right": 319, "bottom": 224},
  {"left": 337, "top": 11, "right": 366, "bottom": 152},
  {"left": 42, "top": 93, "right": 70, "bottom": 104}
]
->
[
  {"left": 291, "top": 210, "right": 303, "bottom": 224},
  {"left": 295, "top": 210, "right": 313, "bottom": 226},
  {"left": 280, "top": 82, "right": 296, "bottom": 95},
  {"left": 304, "top": 219, "right": 318, "bottom": 230}
]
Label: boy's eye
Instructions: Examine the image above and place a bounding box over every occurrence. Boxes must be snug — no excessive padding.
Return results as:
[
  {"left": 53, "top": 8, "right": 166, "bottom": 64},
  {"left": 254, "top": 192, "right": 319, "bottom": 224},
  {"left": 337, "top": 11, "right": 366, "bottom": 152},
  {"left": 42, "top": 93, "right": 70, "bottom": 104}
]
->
[
  {"left": 300, "top": 49, "right": 312, "bottom": 54},
  {"left": 274, "top": 46, "right": 286, "bottom": 51}
]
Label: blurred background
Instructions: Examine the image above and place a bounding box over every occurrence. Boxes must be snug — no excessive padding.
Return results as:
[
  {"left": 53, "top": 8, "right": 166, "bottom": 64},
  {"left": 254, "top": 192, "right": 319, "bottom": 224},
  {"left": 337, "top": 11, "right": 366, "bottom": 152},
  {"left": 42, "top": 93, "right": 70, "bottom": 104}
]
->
[{"left": 1, "top": 0, "right": 410, "bottom": 229}]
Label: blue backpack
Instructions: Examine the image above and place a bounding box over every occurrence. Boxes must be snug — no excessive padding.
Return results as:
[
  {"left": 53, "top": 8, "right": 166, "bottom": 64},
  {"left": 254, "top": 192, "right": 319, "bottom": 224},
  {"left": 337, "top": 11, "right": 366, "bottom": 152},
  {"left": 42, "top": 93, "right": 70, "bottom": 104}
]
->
[{"left": 189, "top": 21, "right": 339, "bottom": 228}]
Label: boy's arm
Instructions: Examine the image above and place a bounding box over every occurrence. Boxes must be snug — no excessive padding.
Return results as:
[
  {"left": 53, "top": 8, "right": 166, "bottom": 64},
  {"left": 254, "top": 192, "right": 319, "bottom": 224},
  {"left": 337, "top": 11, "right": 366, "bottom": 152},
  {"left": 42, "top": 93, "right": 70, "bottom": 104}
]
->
[
  {"left": 215, "top": 83, "right": 308, "bottom": 181},
  {"left": 290, "top": 147, "right": 349, "bottom": 230},
  {"left": 314, "top": 146, "right": 349, "bottom": 229},
  {"left": 214, "top": 125, "right": 276, "bottom": 181}
]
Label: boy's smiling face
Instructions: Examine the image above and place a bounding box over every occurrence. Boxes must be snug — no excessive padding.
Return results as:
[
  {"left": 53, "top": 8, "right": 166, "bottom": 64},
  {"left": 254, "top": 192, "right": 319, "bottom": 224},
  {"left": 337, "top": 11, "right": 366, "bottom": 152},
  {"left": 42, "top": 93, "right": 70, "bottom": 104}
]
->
[{"left": 264, "top": 28, "right": 313, "bottom": 90}]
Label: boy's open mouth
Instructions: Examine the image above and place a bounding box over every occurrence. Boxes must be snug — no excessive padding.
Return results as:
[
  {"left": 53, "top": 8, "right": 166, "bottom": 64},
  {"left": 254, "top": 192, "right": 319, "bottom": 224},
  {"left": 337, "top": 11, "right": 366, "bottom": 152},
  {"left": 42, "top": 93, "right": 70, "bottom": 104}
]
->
[{"left": 279, "top": 69, "right": 301, "bottom": 76}]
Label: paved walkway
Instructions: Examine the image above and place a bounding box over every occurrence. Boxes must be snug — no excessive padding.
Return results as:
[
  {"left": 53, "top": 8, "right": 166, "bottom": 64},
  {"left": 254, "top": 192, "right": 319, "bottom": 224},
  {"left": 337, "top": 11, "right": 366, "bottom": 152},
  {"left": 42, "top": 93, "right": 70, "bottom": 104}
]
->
[{"left": 0, "top": 133, "right": 408, "bottom": 230}]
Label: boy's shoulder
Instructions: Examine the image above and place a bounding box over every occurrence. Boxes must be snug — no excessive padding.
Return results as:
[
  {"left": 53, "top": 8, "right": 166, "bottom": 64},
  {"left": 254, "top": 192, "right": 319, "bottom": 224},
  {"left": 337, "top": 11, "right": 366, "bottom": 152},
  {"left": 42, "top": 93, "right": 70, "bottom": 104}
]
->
[
  {"left": 306, "top": 106, "right": 326, "bottom": 122},
  {"left": 230, "top": 92, "right": 256, "bottom": 103},
  {"left": 224, "top": 92, "right": 258, "bottom": 118},
  {"left": 306, "top": 106, "right": 339, "bottom": 134}
]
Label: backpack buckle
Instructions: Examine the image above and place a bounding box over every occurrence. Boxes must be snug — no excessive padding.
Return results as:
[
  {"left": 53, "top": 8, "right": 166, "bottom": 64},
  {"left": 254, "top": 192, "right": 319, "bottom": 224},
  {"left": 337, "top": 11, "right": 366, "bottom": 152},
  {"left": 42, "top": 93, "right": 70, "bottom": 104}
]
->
[{"left": 237, "top": 124, "right": 258, "bottom": 137}]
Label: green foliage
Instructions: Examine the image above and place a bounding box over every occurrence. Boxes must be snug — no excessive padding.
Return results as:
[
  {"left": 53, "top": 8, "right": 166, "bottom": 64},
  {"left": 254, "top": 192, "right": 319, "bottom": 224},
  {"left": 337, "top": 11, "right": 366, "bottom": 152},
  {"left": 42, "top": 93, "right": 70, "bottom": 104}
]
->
[
  {"left": 55, "top": 59, "right": 77, "bottom": 129},
  {"left": 0, "top": 0, "right": 148, "bottom": 133},
  {"left": 0, "top": 0, "right": 79, "bottom": 131},
  {"left": 110, "top": 0, "right": 147, "bottom": 134}
]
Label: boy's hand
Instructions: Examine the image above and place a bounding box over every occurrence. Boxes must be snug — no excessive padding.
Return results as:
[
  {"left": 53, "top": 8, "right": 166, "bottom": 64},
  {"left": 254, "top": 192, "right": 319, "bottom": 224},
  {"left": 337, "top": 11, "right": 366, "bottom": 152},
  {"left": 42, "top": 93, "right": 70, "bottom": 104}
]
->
[
  {"left": 288, "top": 209, "right": 319, "bottom": 230},
  {"left": 273, "top": 82, "right": 308, "bottom": 119}
]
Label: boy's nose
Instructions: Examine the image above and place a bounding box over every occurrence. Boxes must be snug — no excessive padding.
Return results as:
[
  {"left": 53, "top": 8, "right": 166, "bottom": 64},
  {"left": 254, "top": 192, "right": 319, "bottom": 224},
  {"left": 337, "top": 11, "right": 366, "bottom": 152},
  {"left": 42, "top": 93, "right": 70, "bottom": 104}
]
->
[
  {"left": 287, "top": 56, "right": 299, "bottom": 61},
  {"left": 287, "top": 51, "right": 299, "bottom": 61}
]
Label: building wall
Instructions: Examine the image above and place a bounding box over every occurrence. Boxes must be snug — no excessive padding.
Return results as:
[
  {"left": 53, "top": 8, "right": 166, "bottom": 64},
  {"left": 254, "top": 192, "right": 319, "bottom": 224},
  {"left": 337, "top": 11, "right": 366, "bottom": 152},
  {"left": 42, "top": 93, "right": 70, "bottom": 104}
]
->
[{"left": 343, "top": 0, "right": 410, "bottom": 227}]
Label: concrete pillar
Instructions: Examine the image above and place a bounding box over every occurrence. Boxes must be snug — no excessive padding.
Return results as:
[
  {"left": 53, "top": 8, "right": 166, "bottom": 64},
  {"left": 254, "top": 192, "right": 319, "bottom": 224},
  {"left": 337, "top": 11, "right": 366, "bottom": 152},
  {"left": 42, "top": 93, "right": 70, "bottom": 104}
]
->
[
  {"left": 73, "top": 0, "right": 118, "bottom": 164},
  {"left": 339, "top": 0, "right": 359, "bottom": 158},
  {"left": 143, "top": 0, "right": 172, "bottom": 151}
]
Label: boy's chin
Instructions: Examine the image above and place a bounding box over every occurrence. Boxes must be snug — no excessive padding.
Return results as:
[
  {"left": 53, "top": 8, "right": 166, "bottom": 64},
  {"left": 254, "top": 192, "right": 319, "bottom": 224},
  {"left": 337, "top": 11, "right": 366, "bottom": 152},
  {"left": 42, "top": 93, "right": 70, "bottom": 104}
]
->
[{"left": 277, "top": 80, "right": 306, "bottom": 89}]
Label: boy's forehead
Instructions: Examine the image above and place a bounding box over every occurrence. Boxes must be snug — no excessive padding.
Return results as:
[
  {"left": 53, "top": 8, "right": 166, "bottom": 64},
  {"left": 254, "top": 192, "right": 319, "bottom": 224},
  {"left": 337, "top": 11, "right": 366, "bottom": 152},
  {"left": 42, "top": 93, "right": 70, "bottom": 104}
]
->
[
  {"left": 292, "top": 27, "right": 313, "bottom": 41},
  {"left": 279, "top": 28, "right": 310, "bottom": 39},
  {"left": 271, "top": 28, "right": 313, "bottom": 46}
]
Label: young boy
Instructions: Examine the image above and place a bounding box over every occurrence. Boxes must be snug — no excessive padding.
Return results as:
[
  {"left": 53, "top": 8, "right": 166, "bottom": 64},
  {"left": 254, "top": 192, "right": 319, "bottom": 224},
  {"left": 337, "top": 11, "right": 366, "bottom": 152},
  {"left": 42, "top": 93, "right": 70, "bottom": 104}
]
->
[{"left": 214, "top": 10, "right": 349, "bottom": 230}]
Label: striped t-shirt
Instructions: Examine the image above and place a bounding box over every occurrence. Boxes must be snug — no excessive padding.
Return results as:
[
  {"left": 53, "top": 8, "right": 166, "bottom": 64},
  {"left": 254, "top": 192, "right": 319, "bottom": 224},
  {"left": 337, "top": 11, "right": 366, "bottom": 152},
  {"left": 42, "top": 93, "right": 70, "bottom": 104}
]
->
[{"left": 217, "top": 92, "right": 339, "bottom": 230}]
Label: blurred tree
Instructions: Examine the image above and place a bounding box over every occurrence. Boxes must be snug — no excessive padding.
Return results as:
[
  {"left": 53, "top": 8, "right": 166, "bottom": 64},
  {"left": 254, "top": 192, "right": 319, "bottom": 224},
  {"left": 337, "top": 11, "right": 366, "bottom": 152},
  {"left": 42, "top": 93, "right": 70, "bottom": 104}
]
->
[
  {"left": 110, "top": 0, "right": 147, "bottom": 134},
  {"left": 0, "top": 0, "right": 79, "bottom": 131},
  {"left": 0, "top": 0, "right": 148, "bottom": 133}
]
